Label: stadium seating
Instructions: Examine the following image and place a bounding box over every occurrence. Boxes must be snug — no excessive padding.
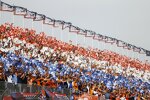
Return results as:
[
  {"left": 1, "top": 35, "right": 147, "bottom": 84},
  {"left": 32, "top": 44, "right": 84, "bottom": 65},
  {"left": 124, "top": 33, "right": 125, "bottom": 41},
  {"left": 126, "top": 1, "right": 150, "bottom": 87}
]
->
[{"left": 0, "top": 23, "right": 150, "bottom": 100}]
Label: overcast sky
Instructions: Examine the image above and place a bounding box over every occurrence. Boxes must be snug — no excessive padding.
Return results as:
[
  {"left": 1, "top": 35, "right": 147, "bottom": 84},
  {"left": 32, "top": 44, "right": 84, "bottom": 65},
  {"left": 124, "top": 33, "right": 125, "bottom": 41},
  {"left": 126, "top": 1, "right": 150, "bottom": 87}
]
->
[{"left": 1, "top": 0, "right": 150, "bottom": 61}]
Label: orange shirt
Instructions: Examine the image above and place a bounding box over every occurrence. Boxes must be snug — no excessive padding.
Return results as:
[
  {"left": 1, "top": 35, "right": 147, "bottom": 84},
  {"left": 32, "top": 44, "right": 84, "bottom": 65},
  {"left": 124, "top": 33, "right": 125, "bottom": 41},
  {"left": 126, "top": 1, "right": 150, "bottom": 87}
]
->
[{"left": 73, "top": 81, "right": 78, "bottom": 90}]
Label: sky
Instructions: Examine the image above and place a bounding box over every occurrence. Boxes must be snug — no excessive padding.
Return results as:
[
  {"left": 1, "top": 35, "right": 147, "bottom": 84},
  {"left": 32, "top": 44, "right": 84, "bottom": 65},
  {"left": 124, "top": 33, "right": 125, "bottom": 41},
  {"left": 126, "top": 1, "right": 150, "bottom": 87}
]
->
[{"left": 1, "top": 0, "right": 150, "bottom": 61}]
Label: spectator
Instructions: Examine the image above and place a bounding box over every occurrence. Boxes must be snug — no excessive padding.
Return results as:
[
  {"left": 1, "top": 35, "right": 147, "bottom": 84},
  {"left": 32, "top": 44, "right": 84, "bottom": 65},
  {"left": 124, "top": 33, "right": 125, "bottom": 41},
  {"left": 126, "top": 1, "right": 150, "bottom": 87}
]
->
[{"left": 0, "top": 23, "right": 150, "bottom": 100}]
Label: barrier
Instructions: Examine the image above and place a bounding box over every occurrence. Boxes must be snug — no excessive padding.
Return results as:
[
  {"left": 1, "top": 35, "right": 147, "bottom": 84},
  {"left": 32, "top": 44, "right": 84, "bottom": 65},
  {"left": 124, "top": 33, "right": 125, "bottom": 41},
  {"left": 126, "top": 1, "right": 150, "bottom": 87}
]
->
[
  {"left": 0, "top": 81, "right": 72, "bottom": 100},
  {"left": 0, "top": 81, "right": 101, "bottom": 100}
]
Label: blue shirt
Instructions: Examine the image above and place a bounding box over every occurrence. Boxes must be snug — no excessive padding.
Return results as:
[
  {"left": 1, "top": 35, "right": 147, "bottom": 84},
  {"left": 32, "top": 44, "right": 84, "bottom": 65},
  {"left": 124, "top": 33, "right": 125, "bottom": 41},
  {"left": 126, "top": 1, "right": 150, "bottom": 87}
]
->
[{"left": 12, "top": 74, "right": 17, "bottom": 84}]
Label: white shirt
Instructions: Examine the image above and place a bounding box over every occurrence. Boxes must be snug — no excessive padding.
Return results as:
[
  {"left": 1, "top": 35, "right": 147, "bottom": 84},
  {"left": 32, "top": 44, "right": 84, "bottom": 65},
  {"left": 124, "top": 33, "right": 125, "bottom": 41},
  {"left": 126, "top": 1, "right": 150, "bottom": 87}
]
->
[{"left": 7, "top": 75, "right": 13, "bottom": 83}]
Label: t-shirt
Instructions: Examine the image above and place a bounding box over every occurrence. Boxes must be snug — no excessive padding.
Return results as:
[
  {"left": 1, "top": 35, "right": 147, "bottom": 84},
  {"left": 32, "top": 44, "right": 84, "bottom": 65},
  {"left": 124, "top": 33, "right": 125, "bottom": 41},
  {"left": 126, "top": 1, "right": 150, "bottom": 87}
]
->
[{"left": 7, "top": 75, "right": 12, "bottom": 83}]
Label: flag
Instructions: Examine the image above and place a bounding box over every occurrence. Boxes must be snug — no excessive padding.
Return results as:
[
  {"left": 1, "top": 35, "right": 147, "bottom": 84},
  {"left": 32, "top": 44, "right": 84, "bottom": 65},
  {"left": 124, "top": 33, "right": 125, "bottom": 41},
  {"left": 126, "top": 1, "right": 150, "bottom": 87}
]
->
[
  {"left": 85, "top": 30, "right": 95, "bottom": 37},
  {"left": 102, "top": 36, "right": 115, "bottom": 43},
  {"left": 33, "top": 13, "right": 45, "bottom": 21},
  {"left": 139, "top": 48, "right": 146, "bottom": 54},
  {"left": 124, "top": 43, "right": 132, "bottom": 50},
  {"left": 133, "top": 46, "right": 141, "bottom": 52},
  {"left": 77, "top": 29, "right": 87, "bottom": 35},
  {"left": 107, "top": 37, "right": 115, "bottom": 43},
  {"left": 69, "top": 25, "right": 80, "bottom": 33},
  {"left": 116, "top": 40, "right": 126, "bottom": 47},
  {"left": 43, "top": 17, "right": 55, "bottom": 25},
  {"left": 62, "top": 22, "right": 72, "bottom": 30},
  {"left": 1, "top": 2, "right": 14, "bottom": 12},
  {"left": 93, "top": 33, "right": 103, "bottom": 41},
  {"left": 24, "top": 10, "right": 36, "bottom": 19},
  {"left": 146, "top": 50, "right": 150, "bottom": 56},
  {"left": 14, "top": 6, "right": 27, "bottom": 16},
  {"left": 53, "top": 20, "right": 63, "bottom": 28}
]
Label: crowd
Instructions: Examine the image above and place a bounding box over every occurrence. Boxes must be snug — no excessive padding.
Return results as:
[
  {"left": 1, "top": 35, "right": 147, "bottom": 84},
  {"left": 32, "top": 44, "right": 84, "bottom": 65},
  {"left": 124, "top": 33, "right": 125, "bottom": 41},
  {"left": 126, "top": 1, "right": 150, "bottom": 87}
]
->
[{"left": 0, "top": 23, "right": 150, "bottom": 100}]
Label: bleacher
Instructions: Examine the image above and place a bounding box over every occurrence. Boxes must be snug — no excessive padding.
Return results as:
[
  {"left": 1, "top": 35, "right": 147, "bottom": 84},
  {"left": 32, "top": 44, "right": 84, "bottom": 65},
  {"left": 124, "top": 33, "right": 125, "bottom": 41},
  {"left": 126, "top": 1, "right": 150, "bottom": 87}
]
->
[{"left": 0, "top": 23, "right": 150, "bottom": 100}]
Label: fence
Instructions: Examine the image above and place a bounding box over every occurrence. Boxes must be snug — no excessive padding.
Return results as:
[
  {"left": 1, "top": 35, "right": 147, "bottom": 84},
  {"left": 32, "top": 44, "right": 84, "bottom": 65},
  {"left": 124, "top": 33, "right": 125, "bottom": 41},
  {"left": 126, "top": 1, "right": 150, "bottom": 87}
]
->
[{"left": 0, "top": 81, "right": 73, "bottom": 100}]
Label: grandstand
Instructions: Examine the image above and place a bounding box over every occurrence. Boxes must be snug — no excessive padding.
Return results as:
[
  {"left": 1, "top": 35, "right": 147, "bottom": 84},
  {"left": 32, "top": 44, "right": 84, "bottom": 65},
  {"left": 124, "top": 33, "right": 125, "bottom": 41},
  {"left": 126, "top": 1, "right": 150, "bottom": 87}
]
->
[{"left": 0, "top": 0, "right": 150, "bottom": 100}]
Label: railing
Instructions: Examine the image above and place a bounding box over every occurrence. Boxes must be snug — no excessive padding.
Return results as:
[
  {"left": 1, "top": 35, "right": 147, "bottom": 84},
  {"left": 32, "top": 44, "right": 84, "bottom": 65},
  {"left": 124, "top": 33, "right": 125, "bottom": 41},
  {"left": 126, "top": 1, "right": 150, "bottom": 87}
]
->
[
  {"left": 0, "top": 81, "right": 74, "bottom": 100},
  {"left": 0, "top": 81, "right": 99, "bottom": 100},
  {"left": 0, "top": 81, "right": 42, "bottom": 99}
]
